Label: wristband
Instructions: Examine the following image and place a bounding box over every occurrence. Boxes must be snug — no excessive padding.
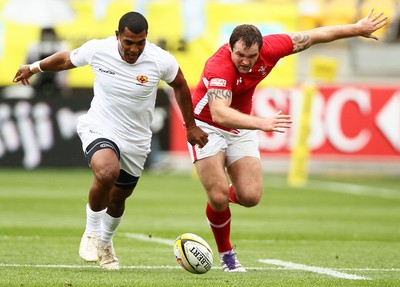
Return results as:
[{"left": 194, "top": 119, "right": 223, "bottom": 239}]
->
[
  {"left": 183, "top": 123, "right": 197, "bottom": 130},
  {"left": 29, "top": 61, "right": 44, "bottom": 73},
  {"left": 185, "top": 124, "right": 197, "bottom": 130}
]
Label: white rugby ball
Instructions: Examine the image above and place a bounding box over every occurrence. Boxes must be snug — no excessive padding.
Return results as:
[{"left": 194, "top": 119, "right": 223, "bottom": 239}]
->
[{"left": 173, "top": 233, "right": 214, "bottom": 274}]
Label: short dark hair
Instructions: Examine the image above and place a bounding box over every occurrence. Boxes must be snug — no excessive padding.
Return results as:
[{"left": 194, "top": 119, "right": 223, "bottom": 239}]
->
[
  {"left": 118, "top": 12, "right": 148, "bottom": 34},
  {"left": 229, "top": 24, "right": 263, "bottom": 51}
]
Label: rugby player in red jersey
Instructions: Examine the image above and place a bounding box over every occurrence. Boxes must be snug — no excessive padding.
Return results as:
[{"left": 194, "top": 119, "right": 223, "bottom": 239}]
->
[{"left": 189, "top": 9, "right": 387, "bottom": 272}]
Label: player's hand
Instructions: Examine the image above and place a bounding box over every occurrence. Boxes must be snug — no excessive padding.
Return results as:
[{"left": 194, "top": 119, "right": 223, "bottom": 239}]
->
[
  {"left": 260, "top": 110, "right": 292, "bottom": 133},
  {"left": 186, "top": 126, "right": 209, "bottom": 148},
  {"left": 13, "top": 65, "right": 33, "bottom": 85},
  {"left": 356, "top": 8, "right": 388, "bottom": 41}
]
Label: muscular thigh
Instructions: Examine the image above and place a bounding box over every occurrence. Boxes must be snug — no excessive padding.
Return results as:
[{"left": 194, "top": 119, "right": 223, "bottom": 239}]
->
[
  {"left": 195, "top": 152, "right": 228, "bottom": 190},
  {"left": 227, "top": 156, "right": 263, "bottom": 204},
  {"left": 195, "top": 152, "right": 230, "bottom": 208}
]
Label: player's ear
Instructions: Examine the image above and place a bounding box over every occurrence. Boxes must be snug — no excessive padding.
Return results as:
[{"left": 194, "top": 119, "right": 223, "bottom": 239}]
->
[{"left": 115, "top": 30, "right": 119, "bottom": 39}]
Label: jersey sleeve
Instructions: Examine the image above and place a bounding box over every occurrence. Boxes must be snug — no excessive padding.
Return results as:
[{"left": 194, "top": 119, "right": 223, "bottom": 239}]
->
[
  {"left": 70, "top": 39, "right": 101, "bottom": 67},
  {"left": 207, "top": 68, "right": 234, "bottom": 91},
  {"left": 262, "top": 34, "right": 293, "bottom": 64},
  {"left": 204, "top": 49, "right": 235, "bottom": 91},
  {"left": 159, "top": 51, "right": 179, "bottom": 84}
]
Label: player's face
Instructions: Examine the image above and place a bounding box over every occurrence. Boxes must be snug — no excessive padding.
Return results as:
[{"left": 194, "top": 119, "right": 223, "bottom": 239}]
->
[
  {"left": 229, "top": 40, "right": 260, "bottom": 74},
  {"left": 116, "top": 27, "right": 147, "bottom": 64}
]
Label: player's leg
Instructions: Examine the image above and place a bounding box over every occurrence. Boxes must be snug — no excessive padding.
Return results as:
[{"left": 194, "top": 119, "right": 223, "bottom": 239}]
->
[
  {"left": 94, "top": 138, "right": 148, "bottom": 269},
  {"left": 88, "top": 148, "right": 121, "bottom": 210},
  {"left": 225, "top": 129, "right": 263, "bottom": 207},
  {"left": 188, "top": 121, "right": 245, "bottom": 272},
  {"left": 215, "top": 156, "right": 262, "bottom": 273},
  {"left": 195, "top": 153, "right": 245, "bottom": 272},
  {"left": 226, "top": 156, "right": 263, "bottom": 207},
  {"left": 79, "top": 139, "right": 121, "bottom": 263},
  {"left": 211, "top": 129, "right": 261, "bottom": 272},
  {"left": 97, "top": 172, "right": 139, "bottom": 270},
  {"left": 195, "top": 152, "right": 231, "bottom": 247}
]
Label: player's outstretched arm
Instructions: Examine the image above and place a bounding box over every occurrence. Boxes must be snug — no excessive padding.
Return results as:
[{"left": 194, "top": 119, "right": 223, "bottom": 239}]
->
[
  {"left": 13, "top": 50, "right": 75, "bottom": 85},
  {"left": 288, "top": 8, "right": 388, "bottom": 53}
]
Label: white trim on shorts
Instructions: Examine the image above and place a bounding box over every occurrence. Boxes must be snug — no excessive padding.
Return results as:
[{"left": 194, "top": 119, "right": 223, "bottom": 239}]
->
[{"left": 188, "top": 119, "right": 260, "bottom": 166}]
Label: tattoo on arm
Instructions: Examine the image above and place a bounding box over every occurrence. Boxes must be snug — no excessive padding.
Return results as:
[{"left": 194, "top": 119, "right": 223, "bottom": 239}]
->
[
  {"left": 290, "top": 32, "right": 311, "bottom": 53},
  {"left": 207, "top": 88, "right": 232, "bottom": 105}
]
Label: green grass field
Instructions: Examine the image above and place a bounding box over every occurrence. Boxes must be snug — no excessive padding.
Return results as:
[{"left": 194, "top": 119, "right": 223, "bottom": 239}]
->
[{"left": 0, "top": 168, "right": 399, "bottom": 287}]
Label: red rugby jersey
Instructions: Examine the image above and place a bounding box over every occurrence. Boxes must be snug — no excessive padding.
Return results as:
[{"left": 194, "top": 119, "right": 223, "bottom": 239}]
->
[{"left": 192, "top": 34, "right": 293, "bottom": 130}]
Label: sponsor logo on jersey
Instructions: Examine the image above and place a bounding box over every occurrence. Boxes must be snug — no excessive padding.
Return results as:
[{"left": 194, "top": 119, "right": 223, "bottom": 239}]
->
[
  {"left": 99, "top": 68, "right": 115, "bottom": 75},
  {"left": 210, "top": 78, "right": 226, "bottom": 87},
  {"left": 137, "top": 75, "right": 148, "bottom": 84}
]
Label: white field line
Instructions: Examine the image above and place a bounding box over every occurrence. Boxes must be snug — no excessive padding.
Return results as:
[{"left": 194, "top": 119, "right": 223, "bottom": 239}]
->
[
  {"left": 259, "top": 259, "right": 370, "bottom": 280},
  {"left": 2, "top": 234, "right": 398, "bottom": 276},
  {"left": 1, "top": 234, "right": 396, "bottom": 247},
  {"left": 0, "top": 263, "right": 285, "bottom": 270},
  {"left": 2, "top": 234, "right": 397, "bottom": 247},
  {"left": 310, "top": 180, "right": 399, "bottom": 199},
  {"left": 2, "top": 263, "right": 398, "bottom": 272},
  {"left": 1, "top": 262, "right": 398, "bottom": 273},
  {"left": 122, "top": 233, "right": 399, "bottom": 273},
  {"left": 267, "top": 178, "right": 400, "bottom": 199},
  {"left": 123, "top": 232, "right": 175, "bottom": 246},
  {"left": 0, "top": 263, "right": 179, "bottom": 269}
]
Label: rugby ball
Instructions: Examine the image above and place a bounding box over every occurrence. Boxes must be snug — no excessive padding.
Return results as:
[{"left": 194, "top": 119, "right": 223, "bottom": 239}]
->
[{"left": 173, "top": 233, "right": 214, "bottom": 274}]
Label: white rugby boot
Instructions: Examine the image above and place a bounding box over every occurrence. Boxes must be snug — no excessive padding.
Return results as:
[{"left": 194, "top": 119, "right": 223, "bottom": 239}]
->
[
  {"left": 79, "top": 233, "right": 99, "bottom": 262},
  {"left": 98, "top": 241, "right": 119, "bottom": 270}
]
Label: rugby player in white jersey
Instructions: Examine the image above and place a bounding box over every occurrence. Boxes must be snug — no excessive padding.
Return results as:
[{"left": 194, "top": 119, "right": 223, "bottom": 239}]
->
[{"left": 13, "top": 11, "right": 208, "bottom": 270}]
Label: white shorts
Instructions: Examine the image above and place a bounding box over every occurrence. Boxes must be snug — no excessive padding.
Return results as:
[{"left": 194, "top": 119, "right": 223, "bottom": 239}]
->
[
  {"left": 77, "top": 114, "right": 150, "bottom": 177},
  {"left": 188, "top": 120, "right": 260, "bottom": 166}
]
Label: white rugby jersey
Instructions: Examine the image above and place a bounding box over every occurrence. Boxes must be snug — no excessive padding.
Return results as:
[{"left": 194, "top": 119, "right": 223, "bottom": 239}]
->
[{"left": 70, "top": 36, "right": 179, "bottom": 144}]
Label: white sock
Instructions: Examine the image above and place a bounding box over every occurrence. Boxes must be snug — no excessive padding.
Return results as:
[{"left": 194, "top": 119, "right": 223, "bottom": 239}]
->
[
  {"left": 85, "top": 204, "right": 106, "bottom": 236},
  {"left": 100, "top": 212, "right": 123, "bottom": 247}
]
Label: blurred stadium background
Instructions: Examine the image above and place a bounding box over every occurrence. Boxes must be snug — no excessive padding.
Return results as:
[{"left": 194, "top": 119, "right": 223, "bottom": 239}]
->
[{"left": 0, "top": 0, "right": 399, "bottom": 177}]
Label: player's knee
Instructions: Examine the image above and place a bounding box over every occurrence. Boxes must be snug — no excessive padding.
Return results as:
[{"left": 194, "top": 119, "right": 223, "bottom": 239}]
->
[
  {"left": 208, "top": 187, "right": 230, "bottom": 210},
  {"left": 94, "top": 165, "right": 120, "bottom": 187},
  {"left": 237, "top": 190, "right": 262, "bottom": 207}
]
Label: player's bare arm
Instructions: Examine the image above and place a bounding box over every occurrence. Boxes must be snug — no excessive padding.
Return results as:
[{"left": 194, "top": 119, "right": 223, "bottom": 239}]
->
[
  {"left": 169, "top": 68, "right": 208, "bottom": 148},
  {"left": 207, "top": 88, "right": 232, "bottom": 106},
  {"left": 13, "top": 50, "right": 75, "bottom": 85},
  {"left": 288, "top": 9, "right": 387, "bottom": 54},
  {"left": 207, "top": 88, "right": 292, "bottom": 132},
  {"left": 207, "top": 88, "right": 233, "bottom": 125},
  {"left": 288, "top": 33, "right": 311, "bottom": 53}
]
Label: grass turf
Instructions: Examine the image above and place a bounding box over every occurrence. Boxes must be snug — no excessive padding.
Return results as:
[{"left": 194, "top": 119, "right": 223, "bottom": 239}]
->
[{"left": 0, "top": 168, "right": 399, "bottom": 286}]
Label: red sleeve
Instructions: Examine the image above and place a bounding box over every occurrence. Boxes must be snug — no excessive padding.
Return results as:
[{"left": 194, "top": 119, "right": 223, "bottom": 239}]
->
[
  {"left": 261, "top": 34, "right": 293, "bottom": 65},
  {"left": 204, "top": 45, "right": 236, "bottom": 90}
]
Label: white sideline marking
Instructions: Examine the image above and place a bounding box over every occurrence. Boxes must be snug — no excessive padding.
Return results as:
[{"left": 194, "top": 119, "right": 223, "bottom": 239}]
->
[
  {"left": 1, "top": 262, "right": 398, "bottom": 273},
  {"left": 0, "top": 263, "right": 179, "bottom": 269},
  {"left": 310, "top": 180, "right": 399, "bottom": 199},
  {"left": 267, "top": 177, "right": 400, "bottom": 199},
  {"left": 0, "top": 263, "right": 294, "bottom": 271},
  {"left": 123, "top": 233, "right": 174, "bottom": 246},
  {"left": 259, "top": 259, "right": 371, "bottom": 280}
]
